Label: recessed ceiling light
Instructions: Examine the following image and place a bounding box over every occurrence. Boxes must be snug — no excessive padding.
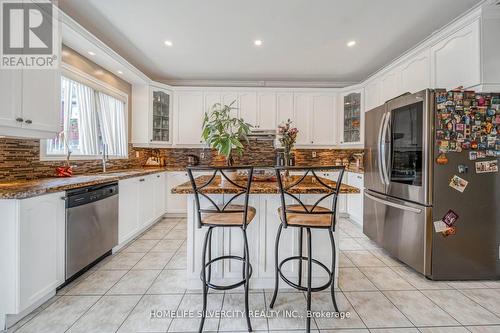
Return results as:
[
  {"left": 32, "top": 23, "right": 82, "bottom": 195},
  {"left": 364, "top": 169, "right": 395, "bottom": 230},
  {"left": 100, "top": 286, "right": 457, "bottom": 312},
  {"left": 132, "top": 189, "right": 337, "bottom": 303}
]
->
[
  {"left": 347, "top": 40, "right": 356, "bottom": 47},
  {"left": 254, "top": 39, "right": 263, "bottom": 46},
  {"left": 88, "top": 51, "right": 96, "bottom": 56},
  {"left": 164, "top": 40, "right": 173, "bottom": 47},
  {"left": 117, "top": 70, "right": 123, "bottom": 74}
]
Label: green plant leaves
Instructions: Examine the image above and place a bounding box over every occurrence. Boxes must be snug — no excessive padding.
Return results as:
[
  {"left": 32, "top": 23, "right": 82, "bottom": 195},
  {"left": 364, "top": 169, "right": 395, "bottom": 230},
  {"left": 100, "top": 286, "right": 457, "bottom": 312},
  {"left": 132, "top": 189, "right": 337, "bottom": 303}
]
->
[{"left": 200, "top": 100, "right": 252, "bottom": 162}]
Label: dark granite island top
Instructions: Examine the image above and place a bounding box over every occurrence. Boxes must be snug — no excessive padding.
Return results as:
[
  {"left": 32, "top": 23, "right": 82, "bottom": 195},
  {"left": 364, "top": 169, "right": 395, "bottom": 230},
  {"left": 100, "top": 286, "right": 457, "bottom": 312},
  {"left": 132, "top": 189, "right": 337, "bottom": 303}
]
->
[{"left": 171, "top": 175, "right": 360, "bottom": 194}]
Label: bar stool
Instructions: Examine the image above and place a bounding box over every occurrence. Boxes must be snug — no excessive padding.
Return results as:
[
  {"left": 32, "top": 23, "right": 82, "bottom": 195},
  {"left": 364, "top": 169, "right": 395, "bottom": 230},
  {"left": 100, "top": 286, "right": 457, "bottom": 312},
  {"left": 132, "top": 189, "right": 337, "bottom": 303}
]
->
[
  {"left": 270, "top": 166, "right": 345, "bottom": 332},
  {"left": 187, "top": 166, "right": 255, "bottom": 333}
]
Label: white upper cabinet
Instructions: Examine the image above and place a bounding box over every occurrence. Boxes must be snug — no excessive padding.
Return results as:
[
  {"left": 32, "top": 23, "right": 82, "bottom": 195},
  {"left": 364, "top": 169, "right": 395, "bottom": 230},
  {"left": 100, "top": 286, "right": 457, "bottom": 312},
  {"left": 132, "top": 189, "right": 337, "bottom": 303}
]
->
[
  {"left": 276, "top": 92, "right": 294, "bottom": 124},
  {"left": 132, "top": 83, "right": 173, "bottom": 146},
  {"left": 257, "top": 92, "right": 277, "bottom": 130},
  {"left": 380, "top": 68, "right": 402, "bottom": 103},
  {"left": 0, "top": 70, "right": 22, "bottom": 129},
  {"left": 311, "top": 94, "right": 336, "bottom": 146},
  {"left": 175, "top": 91, "right": 205, "bottom": 145},
  {"left": 293, "top": 93, "right": 312, "bottom": 145},
  {"left": 339, "top": 90, "right": 362, "bottom": 145},
  {"left": 238, "top": 92, "right": 258, "bottom": 126},
  {"left": 364, "top": 80, "right": 381, "bottom": 112},
  {"left": 400, "top": 50, "right": 431, "bottom": 94},
  {"left": 430, "top": 19, "right": 480, "bottom": 90},
  {"left": 222, "top": 92, "right": 239, "bottom": 118},
  {"left": 0, "top": 68, "right": 60, "bottom": 139}
]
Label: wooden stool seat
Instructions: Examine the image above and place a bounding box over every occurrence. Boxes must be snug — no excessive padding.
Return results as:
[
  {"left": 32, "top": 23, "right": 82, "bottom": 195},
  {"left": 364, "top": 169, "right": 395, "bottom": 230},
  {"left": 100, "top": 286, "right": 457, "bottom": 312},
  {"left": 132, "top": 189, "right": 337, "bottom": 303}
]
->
[
  {"left": 278, "top": 205, "right": 332, "bottom": 227},
  {"left": 202, "top": 205, "right": 256, "bottom": 225}
]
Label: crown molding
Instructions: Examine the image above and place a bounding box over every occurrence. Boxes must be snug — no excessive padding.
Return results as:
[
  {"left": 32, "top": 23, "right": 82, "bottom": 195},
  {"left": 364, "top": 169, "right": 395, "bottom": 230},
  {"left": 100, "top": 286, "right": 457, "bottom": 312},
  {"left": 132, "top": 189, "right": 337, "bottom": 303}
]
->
[{"left": 156, "top": 79, "right": 357, "bottom": 88}]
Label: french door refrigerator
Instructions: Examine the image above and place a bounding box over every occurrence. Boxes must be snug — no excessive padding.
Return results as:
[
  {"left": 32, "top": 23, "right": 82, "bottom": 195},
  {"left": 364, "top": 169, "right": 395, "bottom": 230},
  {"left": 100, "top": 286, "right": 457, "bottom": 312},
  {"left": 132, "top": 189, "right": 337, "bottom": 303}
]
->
[{"left": 363, "top": 89, "right": 500, "bottom": 280}]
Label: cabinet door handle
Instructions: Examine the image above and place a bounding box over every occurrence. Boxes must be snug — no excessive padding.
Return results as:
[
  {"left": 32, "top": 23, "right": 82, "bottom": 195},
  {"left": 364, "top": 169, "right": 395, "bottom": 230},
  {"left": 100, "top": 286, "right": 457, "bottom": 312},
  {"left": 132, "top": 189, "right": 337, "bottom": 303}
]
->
[
  {"left": 139, "top": 178, "right": 145, "bottom": 182},
  {"left": 357, "top": 175, "right": 362, "bottom": 179},
  {"left": 25, "top": 119, "right": 32, "bottom": 124},
  {"left": 16, "top": 117, "right": 23, "bottom": 122}
]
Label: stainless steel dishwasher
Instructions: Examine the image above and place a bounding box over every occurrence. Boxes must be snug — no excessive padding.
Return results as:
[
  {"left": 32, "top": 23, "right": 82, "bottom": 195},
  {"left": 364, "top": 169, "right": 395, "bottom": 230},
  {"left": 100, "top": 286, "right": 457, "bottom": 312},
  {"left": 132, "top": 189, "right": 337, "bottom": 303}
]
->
[{"left": 65, "top": 182, "right": 119, "bottom": 280}]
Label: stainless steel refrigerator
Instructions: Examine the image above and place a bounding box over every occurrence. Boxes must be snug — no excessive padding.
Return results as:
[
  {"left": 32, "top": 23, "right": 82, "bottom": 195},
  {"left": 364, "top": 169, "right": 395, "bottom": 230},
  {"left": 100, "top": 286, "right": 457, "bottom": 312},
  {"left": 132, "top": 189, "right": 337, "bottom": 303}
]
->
[{"left": 363, "top": 89, "right": 500, "bottom": 280}]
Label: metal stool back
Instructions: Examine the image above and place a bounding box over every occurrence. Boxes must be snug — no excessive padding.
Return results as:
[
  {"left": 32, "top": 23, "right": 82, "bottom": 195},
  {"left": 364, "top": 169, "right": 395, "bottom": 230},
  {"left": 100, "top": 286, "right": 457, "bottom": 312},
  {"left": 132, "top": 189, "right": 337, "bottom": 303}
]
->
[
  {"left": 271, "top": 165, "right": 345, "bottom": 333},
  {"left": 187, "top": 166, "right": 254, "bottom": 332}
]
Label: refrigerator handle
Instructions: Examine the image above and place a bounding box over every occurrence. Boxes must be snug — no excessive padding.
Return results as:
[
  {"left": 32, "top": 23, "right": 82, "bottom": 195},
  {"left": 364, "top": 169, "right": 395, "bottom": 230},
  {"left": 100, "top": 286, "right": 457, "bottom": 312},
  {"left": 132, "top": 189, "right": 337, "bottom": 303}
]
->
[
  {"left": 380, "top": 112, "right": 391, "bottom": 185},
  {"left": 364, "top": 192, "right": 422, "bottom": 214},
  {"left": 383, "top": 112, "right": 391, "bottom": 185},
  {"left": 377, "top": 112, "right": 387, "bottom": 185}
]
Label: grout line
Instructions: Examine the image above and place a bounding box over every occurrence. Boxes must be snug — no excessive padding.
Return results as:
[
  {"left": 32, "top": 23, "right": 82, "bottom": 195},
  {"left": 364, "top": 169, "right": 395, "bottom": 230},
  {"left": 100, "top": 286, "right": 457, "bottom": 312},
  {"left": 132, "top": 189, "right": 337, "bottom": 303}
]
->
[{"left": 166, "top": 289, "right": 188, "bottom": 333}]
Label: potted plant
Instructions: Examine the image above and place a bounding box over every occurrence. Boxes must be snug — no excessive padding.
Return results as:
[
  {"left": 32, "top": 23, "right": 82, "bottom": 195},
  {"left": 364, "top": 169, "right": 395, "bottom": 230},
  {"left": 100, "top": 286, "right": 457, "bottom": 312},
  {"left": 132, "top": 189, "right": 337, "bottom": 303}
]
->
[
  {"left": 202, "top": 100, "right": 252, "bottom": 167},
  {"left": 277, "top": 119, "right": 299, "bottom": 166}
]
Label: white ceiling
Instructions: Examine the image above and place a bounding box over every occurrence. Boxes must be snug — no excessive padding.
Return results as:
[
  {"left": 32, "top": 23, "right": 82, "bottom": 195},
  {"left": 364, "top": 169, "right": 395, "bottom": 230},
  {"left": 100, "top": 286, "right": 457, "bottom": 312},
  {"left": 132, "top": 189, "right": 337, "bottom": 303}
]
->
[{"left": 59, "top": 0, "right": 482, "bottom": 86}]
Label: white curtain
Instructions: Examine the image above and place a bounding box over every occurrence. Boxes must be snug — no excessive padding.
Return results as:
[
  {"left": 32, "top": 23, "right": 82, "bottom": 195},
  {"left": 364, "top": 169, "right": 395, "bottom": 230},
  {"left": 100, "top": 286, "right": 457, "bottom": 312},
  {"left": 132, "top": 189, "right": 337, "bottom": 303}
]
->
[
  {"left": 75, "top": 81, "right": 100, "bottom": 155},
  {"left": 96, "top": 92, "right": 127, "bottom": 157}
]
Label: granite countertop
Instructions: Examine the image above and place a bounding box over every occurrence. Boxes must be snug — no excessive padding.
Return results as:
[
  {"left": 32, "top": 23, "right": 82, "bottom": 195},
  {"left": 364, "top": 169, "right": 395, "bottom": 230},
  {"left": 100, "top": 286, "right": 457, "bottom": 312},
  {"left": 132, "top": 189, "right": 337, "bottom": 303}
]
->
[
  {"left": 0, "top": 168, "right": 170, "bottom": 199},
  {"left": 171, "top": 175, "right": 360, "bottom": 195}
]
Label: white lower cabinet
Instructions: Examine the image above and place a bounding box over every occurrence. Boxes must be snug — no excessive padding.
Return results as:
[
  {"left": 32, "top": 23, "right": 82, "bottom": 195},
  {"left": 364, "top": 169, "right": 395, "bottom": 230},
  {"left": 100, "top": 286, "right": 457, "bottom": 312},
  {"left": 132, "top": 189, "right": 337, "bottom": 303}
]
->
[
  {"left": 0, "top": 192, "right": 65, "bottom": 329},
  {"left": 118, "top": 172, "right": 167, "bottom": 244},
  {"left": 166, "top": 172, "right": 189, "bottom": 214},
  {"left": 345, "top": 172, "right": 364, "bottom": 225}
]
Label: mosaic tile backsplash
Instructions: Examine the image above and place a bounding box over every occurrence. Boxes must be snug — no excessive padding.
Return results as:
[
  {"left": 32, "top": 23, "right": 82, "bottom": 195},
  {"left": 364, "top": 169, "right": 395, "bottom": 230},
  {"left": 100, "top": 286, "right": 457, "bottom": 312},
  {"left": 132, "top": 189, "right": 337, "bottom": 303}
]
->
[{"left": 0, "top": 138, "right": 363, "bottom": 181}]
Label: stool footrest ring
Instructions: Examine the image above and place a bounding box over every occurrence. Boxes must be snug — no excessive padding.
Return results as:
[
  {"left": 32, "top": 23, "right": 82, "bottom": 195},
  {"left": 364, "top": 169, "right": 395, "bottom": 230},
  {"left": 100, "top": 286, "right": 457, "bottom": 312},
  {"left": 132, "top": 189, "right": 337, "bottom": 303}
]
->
[
  {"left": 278, "top": 255, "right": 332, "bottom": 292},
  {"left": 200, "top": 255, "right": 253, "bottom": 291}
]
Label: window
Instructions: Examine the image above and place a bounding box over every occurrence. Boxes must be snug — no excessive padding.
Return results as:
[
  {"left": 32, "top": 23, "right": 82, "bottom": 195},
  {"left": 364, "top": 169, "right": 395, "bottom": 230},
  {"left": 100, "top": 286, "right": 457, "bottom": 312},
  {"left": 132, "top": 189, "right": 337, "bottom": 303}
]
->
[{"left": 44, "top": 74, "right": 128, "bottom": 159}]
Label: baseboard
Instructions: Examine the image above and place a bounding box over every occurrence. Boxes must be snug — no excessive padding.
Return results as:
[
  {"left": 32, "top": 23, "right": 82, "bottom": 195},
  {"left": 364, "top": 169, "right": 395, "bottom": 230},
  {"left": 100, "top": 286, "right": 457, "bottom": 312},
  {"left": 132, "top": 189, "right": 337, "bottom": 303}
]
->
[{"left": 5, "top": 290, "right": 56, "bottom": 329}]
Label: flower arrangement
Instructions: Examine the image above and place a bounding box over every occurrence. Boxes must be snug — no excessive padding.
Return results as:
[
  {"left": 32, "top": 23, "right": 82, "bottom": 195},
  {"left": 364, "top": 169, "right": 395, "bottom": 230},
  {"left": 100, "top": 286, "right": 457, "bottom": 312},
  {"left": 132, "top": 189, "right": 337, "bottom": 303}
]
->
[{"left": 277, "top": 119, "right": 298, "bottom": 163}]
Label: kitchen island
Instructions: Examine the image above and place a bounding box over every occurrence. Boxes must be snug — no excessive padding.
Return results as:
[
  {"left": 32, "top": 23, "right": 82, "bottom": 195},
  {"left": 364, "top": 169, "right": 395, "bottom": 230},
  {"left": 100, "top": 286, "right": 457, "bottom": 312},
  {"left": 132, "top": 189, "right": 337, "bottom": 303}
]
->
[{"left": 172, "top": 174, "right": 360, "bottom": 290}]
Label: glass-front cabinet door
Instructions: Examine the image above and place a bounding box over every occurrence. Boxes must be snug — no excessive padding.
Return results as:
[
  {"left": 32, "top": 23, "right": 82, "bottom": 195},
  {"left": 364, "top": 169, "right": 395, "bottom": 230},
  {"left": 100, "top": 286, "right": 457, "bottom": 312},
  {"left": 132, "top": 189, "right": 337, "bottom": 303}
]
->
[
  {"left": 151, "top": 87, "right": 172, "bottom": 143},
  {"left": 341, "top": 92, "right": 361, "bottom": 144}
]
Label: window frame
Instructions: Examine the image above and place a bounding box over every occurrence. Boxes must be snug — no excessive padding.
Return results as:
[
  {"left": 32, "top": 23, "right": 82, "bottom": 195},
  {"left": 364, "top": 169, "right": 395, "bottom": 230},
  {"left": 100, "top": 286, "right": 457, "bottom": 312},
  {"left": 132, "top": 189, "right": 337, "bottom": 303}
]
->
[{"left": 40, "top": 63, "right": 129, "bottom": 161}]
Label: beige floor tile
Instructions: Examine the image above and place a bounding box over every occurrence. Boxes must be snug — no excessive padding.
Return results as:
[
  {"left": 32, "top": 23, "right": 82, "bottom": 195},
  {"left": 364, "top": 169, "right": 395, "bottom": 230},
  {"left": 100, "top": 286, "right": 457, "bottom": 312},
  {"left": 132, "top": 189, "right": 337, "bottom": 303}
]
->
[
  {"left": 343, "top": 250, "right": 386, "bottom": 267},
  {"left": 418, "top": 327, "right": 470, "bottom": 333},
  {"left": 98, "top": 252, "right": 146, "bottom": 270},
  {"left": 339, "top": 253, "right": 356, "bottom": 268},
  {"left": 132, "top": 251, "right": 175, "bottom": 270},
  {"left": 339, "top": 238, "right": 365, "bottom": 251},
  {"left": 147, "top": 269, "right": 187, "bottom": 294},
  {"left": 165, "top": 252, "right": 187, "bottom": 269},
  {"left": 108, "top": 270, "right": 161, "bottom": 295},
  {"left": 66, "top": 270, "right": 128, "bottom": 295},
  {"left": 264, "top": 291, "right": 317, "bottom": 331},
  {"left": 310, "top": 292, "right": 366, "bottom": 330},
  {"left": 165, "top": 228, "right": 187, "bottom": 240},
  {"left": 121, "top": 239, "right": 160, "bottom": 253},
  {"left": 460, "top": 289, "right": 500, "bottom": 317},
  {"left": 139, "top": 228, "right": 170, "bottom": 240},
  {"left": 422, "top": 289, "right": 500, "bottom": 325},
  {"left": 482, "top": 281, "right": 500, "bottom": 288},
  {"left": 369, "top": 249, "right": 405, "bottom": 267},
  {"left": 369, "top": 329, "right": 420, "bottom": 333},
  {"left": 168, "top": 293, "right": 223, "bottom": 332},
  {"left": 384, "top": 290, "right": 459, "bottom": 327},
  {"left": 390, "top": 266, "right": 452, "bottom": 290},
  {"left": 344, "top": 291, "right": 412, "bottom": 328},
  {"left": 218, "top": 292, "right": 268, "bottom": 331},
  {"left": 67, "top": 295, "right": 140, "bottom": 333},
  {"left": 466, "top": 325, "right": 500, "bottom": 333},
  {"left": 360, "top": 267, "right": 415, "bottom": 291},
  {"left": 354, "top": 237, "right": 381, "bottom": 250},
  {"left": 446, "top": 281, "right": 489, "bottom": 289},
  {"left": 150, "top": 239, "right": 184, "bottom": 252},
  {"left": 14, "top": 296, "right": 99, "bottom": 333},
  {"left": 320, "top": 329, "right": 368, "bottom": 333},
  {"left": 117, "top": 294, "right": 183, "bottom": 333},
  {"left": 338, "top": 267, "right": 377, "bottom": 292}
]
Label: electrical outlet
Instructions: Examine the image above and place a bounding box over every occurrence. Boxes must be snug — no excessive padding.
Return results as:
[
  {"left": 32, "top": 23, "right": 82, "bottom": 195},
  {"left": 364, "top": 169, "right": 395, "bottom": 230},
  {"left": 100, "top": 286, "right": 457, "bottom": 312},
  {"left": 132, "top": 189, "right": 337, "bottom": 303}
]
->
[
  {"left": 200, "top": 152, "right": 205, "bottom": 159},
  {"left": 312, "top": 151, "right": 317, "bottom": 158},
  {"left": 135, "top": 151, "right": 140, "bottom": 158}
]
